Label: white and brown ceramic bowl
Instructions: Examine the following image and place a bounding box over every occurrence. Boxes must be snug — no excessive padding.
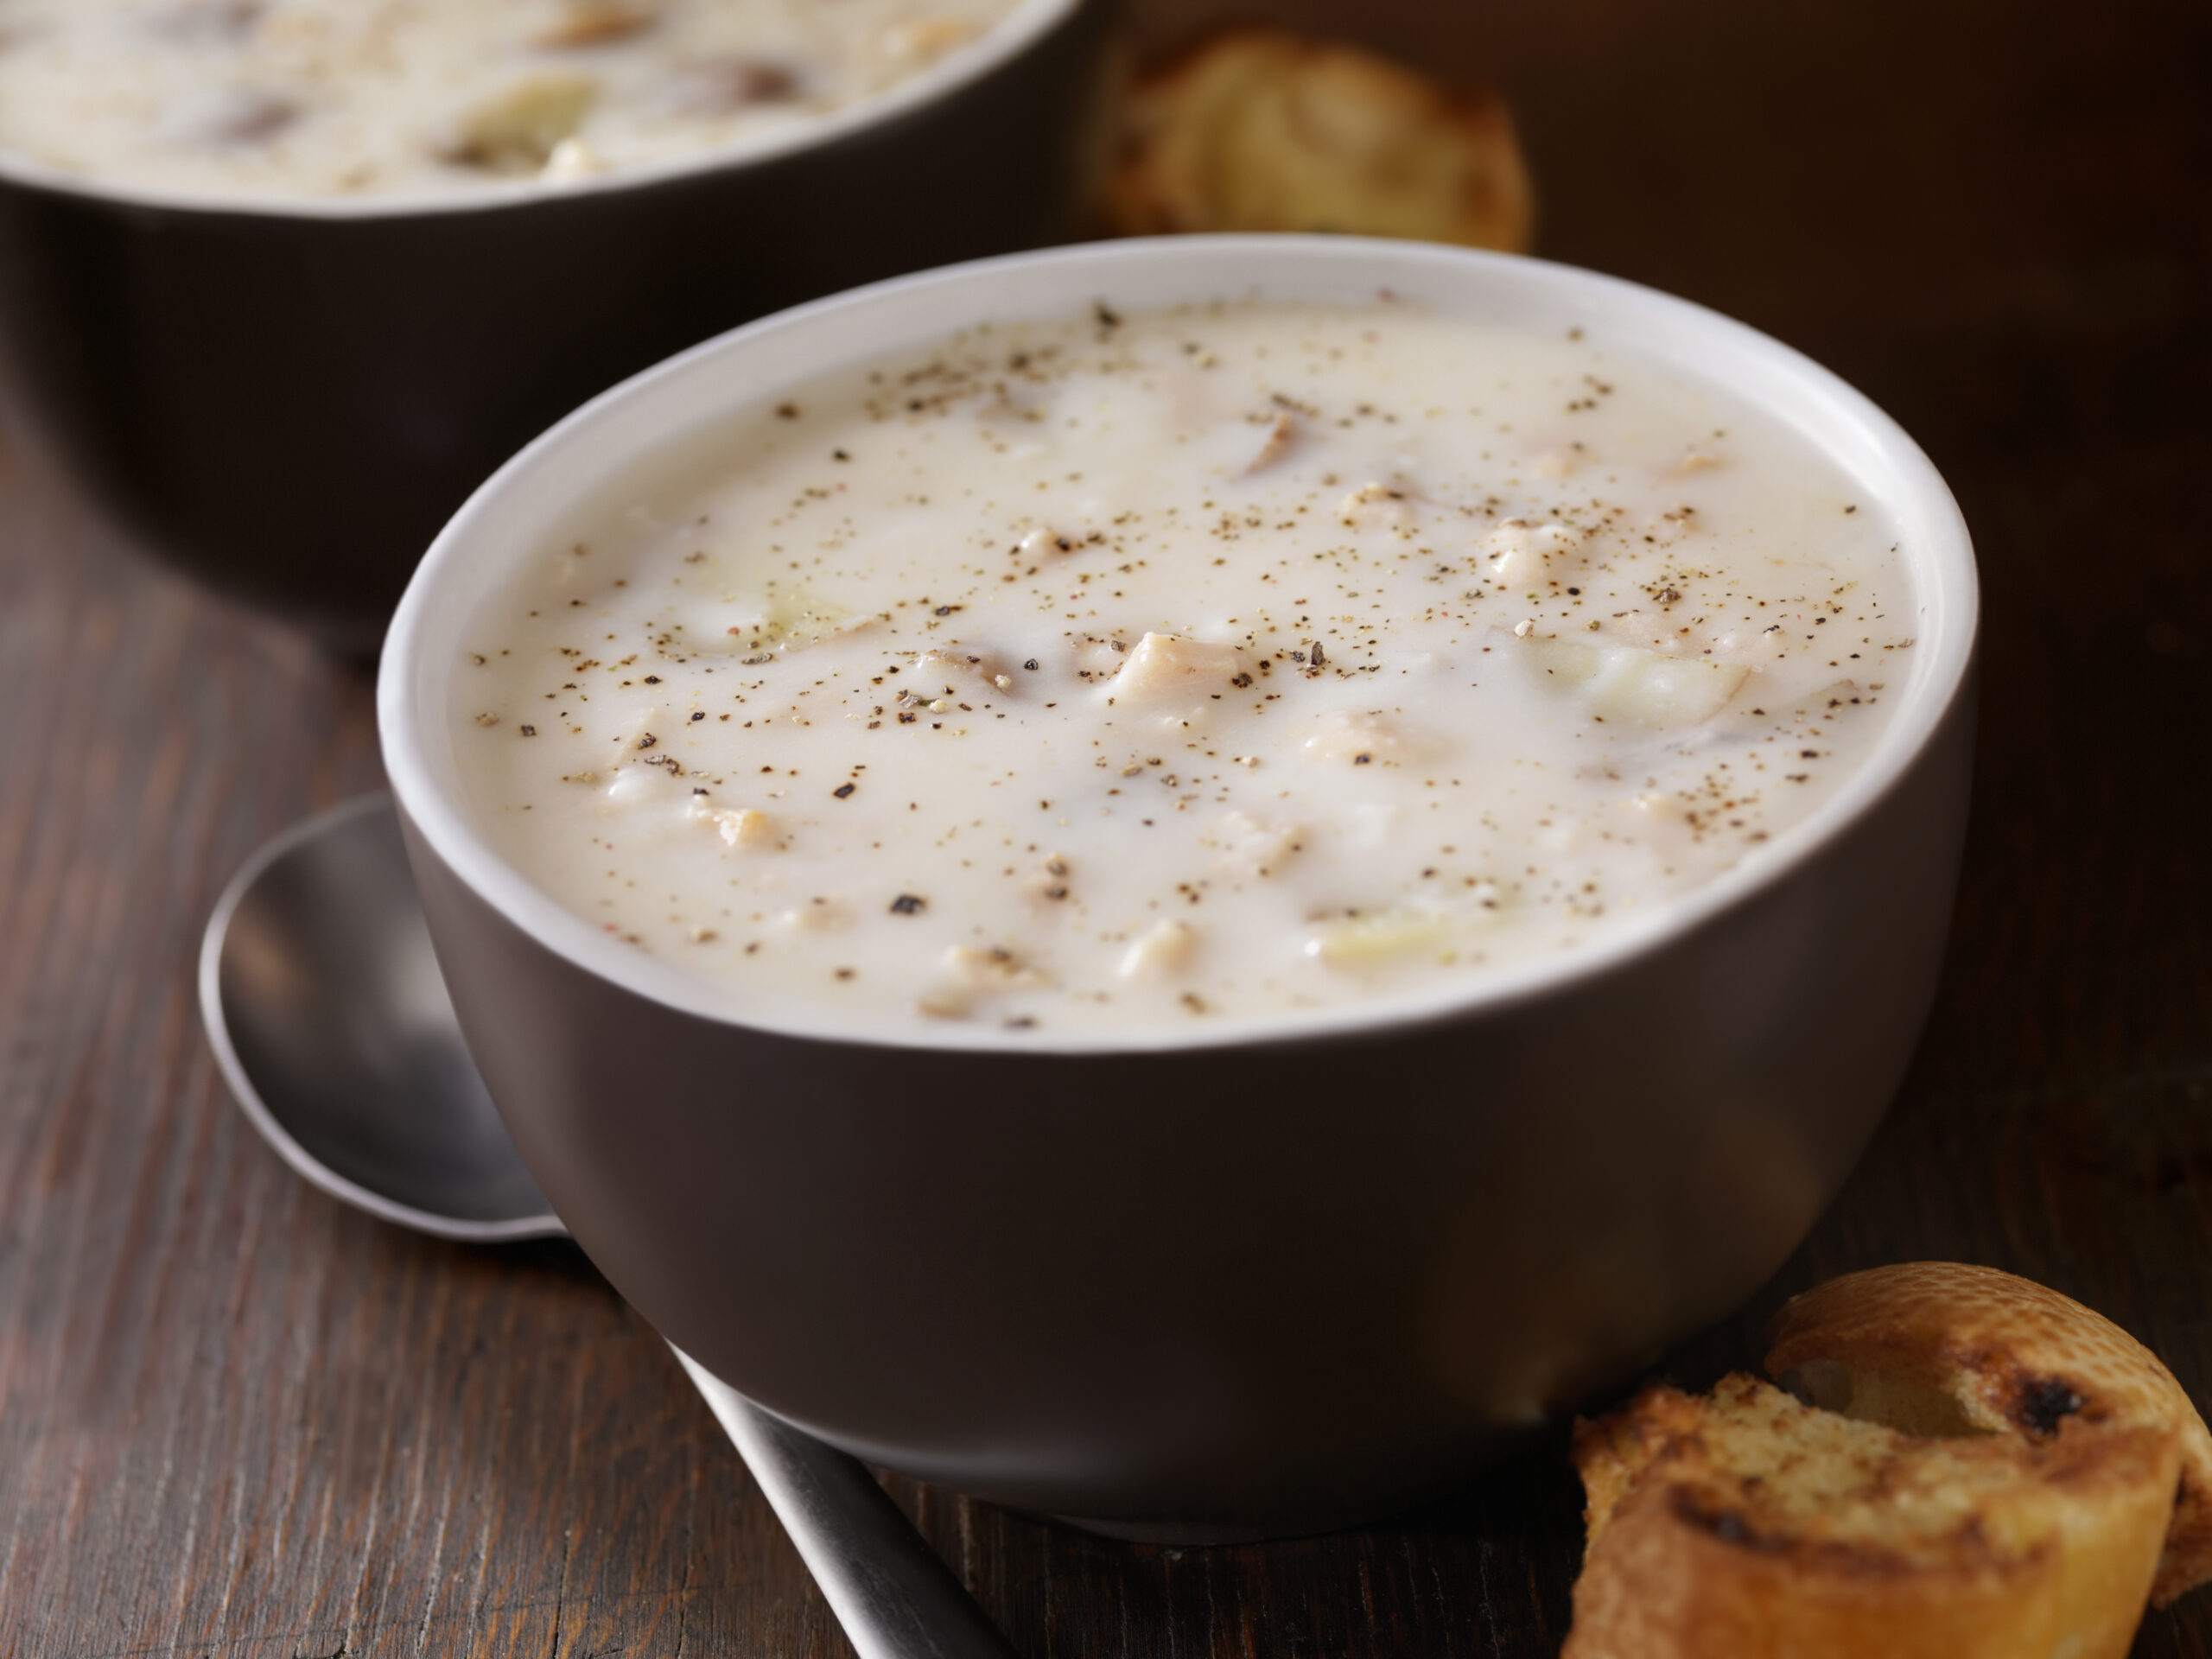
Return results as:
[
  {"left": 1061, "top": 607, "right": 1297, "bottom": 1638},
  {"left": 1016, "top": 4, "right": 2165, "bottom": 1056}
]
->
[{"left": 378, "top": 235, "right": 1978, "bottom": 1540}]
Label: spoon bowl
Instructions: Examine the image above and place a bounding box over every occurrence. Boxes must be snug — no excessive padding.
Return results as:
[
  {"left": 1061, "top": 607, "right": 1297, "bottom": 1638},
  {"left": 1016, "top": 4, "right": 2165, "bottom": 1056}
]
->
[{"left": 200, "top": 792, "right": 562, "bottom": 1240}]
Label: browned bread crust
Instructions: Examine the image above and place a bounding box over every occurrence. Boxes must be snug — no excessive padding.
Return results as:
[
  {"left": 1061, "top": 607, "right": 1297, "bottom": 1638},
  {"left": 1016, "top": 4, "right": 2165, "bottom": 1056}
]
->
[
  {"left": 1568, "top": 1374, "right": 2182, "bottom": 1659},
  {"left": 1767, "top": 1261, "right": 2212, "bottom": 1605},
  {"left": 1105, "top": 28, "right": 1534, "bottom": 252}
]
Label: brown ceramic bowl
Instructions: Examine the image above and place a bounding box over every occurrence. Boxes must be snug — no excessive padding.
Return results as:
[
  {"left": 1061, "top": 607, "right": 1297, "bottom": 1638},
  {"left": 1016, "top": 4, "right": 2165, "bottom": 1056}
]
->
[
  {"left": 379, "top": 236, "right": 1979, "bottom": 1540},
  {"left": 0, "top": 0, "right": 1114, "bottom": 653}
]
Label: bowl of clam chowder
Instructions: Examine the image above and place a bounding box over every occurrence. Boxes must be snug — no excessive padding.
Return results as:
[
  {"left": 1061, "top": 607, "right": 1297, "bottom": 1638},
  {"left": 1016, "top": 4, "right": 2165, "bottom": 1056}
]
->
[
  {"left": 0, "top": 0, "right": 1111, "bottom": 651},
  {"left": 379, "top": 235, "right": 1979, "bottom": 1538}
]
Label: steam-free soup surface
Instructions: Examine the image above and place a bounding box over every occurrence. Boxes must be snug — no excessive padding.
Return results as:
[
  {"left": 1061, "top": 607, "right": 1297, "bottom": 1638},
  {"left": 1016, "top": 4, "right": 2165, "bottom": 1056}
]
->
[{"left": 454, "top": 299, "right": 1917, "bottom": 1034}]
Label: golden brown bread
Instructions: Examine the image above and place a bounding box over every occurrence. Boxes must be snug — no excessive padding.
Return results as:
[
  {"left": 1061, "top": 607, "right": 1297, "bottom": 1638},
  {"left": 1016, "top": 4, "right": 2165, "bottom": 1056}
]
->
[
  {"left": 1568, "top": 1375, "right": 2182, "bottom": 1659},
  {"left": 1567, "top": 1262, "right": 2212, "bottom": 1656},
  {"left": 1768, "top": 1261, "right": 2212, "bottom": 1605},
  {"left": 1105, "top": 29, "right": 1533, "bottom": 252}
]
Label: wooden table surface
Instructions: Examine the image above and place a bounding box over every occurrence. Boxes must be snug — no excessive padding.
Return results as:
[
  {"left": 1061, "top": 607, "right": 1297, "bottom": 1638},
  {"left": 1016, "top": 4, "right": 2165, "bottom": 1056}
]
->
[{"left": 3, "top": 0, "right": 2208, "bottom": 1653}]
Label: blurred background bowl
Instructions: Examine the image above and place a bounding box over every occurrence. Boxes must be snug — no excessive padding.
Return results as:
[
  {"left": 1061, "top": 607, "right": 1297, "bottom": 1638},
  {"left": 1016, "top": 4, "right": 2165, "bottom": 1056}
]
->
[
  {"left": 379, "top": 235, "right": 1979, "bottom": 1540},
  {"left": 0, "top": 0, "right": 1115, "bottom": 656}
]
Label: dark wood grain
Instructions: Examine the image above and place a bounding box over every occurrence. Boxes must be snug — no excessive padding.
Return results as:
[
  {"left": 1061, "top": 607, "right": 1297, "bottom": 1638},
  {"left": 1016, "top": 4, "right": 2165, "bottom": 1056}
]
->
[{"left": 3, "top": 0, "right": 2208, "bottom": 1652}]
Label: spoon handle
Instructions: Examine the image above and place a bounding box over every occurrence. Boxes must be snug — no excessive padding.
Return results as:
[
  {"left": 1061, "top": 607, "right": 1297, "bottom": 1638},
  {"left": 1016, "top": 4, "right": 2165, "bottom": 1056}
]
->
[{"left": 672, "top": 1348, "right": 1022, "bottom": 1659}]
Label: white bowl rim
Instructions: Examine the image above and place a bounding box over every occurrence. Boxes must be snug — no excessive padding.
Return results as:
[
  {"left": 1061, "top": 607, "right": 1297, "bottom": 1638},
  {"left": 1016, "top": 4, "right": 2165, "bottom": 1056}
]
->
[
  {"left": 379, "top": 234, "right": 1980, "bottom": 1057},
  {"left": 0, "top": 0, "right": 1080, "bottom": 221}
]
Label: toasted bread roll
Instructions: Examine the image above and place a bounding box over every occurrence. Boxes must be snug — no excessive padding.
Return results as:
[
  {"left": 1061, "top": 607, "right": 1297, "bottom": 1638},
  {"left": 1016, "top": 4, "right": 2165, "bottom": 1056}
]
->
[
  {"left": 1767, "top": 1262, "right": 2212, "bottom": 1605},
  {"left": 1106, "top": 29, "right": 1533, "bottom": 252},
  {"left": 1568, "top": 1374, "right": 2182, "bottom": 1659}
]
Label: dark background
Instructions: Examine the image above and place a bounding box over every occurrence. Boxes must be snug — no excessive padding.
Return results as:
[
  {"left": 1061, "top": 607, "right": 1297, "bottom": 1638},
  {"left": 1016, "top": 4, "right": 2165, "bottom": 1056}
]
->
[{"left": 3, "top": 0, "right": 2208, "bottom": 1652}]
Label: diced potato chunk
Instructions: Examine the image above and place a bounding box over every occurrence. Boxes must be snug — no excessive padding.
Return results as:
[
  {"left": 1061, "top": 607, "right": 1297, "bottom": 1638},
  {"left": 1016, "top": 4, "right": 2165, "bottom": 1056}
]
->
[
  {"left": 447, "top": 74, "right": 598, "bottom": 175},
  {"left": 705, "top": 588, "right": 870, "bottom": 658},
  {"left": 600, "top": 765, "right": 670, "bottom": 808},
  {"left": 1484, "top": 518, "right": 1579, "bottom": 584},
  {"left": 1113, "top": 632, "right": 1249, "bottom": 701},
  {"left": 912, "top": 645, "right": 1009, "bottom": 696},
  {"left": 1304, "top": 909, "right": 1450, "bottom": 968},
  {"left": 1118, "top": 920, "right": 1196, "bottom": 980},
  {"left": 1521, "top": 636, "right": 1752, "bottom": 728}
]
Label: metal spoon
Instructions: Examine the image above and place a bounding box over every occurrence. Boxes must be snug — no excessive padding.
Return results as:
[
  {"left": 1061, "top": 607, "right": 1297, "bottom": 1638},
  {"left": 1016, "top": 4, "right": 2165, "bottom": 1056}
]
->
[{"left": 199, "top": 791, "right": 1019, "bottom": 1659}]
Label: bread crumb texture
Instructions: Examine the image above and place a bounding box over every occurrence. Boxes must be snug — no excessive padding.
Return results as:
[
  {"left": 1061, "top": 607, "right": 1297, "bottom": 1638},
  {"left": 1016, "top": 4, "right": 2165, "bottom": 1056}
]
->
[
  {"left": 1106, "top": 28, "right": 1533, "bottom": 251},
  {"left": 1567, "top": 1262, "right": 2212, "bottom": 1658}
]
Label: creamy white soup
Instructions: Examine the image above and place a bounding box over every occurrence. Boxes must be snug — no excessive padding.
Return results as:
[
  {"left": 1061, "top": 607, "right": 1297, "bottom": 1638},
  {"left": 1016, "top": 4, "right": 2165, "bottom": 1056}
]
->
[
  {"left": 0, "top": 0, "right": 1023, "bottom": 200},
  {"left": 451, "top": 298, "right": 1916, "bottom": 1033}
]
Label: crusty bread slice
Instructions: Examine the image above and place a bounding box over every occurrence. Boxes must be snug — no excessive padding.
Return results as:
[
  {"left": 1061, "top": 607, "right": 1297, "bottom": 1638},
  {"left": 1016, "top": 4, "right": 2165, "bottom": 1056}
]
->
[
  {"left": 1567, "top": 1373, "right": 2182, "bottom": 1659},
  {"left": 1767, "top": 1261, "right": 2212, "bottom": 1605},
  {"left": 1105, "top": 29, "right": 1533, "bottom": 252}
]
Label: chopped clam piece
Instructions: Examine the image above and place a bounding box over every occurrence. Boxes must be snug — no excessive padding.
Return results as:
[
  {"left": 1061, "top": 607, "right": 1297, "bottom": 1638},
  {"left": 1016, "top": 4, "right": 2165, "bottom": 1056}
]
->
[
  {"left": 1303, "top": 709, "right": 1422, "bottom": 764},
  {"left": 1205, "top": 810, "right": 1302, "bottom": 878},
  {"left": 446, "top": 73, "right": 597, "bottom": 175},
  {"left": 704, "top": 805, "right": 772, "bottom": 849},
  {"left": 1016, "top": 524, "right": 1077, "bottom": 559},
  {"left": 1484, "top": 518, "right": 1580, "bottom": 584},
  {"left": 541, "top": 136, "right": 606, "bottom": 179},
  {"left": 1305, "top": 909, "right": 1451, "bottom": 968},
  {"left": 921, "top": 944, "right": 1046, "bottom": 1015},
  {"left": 1521, "top": 636, "right": 1753, "bottom": 728},
  {"left": 916, "top": 987, "right": 973, "bottom": 1020},
  {"left": 1338, "top": 481, "right": 1416, "bottom": 524},
  {"left": 1118, "top": 919, "right": 1195, "bottom": 979},
  {"left": 941, "top": 944, "right": 1043, "bottom": 987},
  {"left": 1112, "top": 632, "right": 1248, "bottom": 701},
  {"left": 874, "top": 16, "right": 976, "bottom": 63},
  {"left": 536, "top": 3, "right": 658, "bottom": 50},
  {"left": 1240, "top": 411, "right": 1296, "bottom": 476},
  {"left": 660, "top": 55, "right": 802, "bottom": 114}
]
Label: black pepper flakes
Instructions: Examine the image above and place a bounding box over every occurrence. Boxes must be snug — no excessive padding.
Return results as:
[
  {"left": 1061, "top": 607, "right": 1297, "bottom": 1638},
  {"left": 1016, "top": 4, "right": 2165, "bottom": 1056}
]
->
[
  {"left": 833, "top": 783, "right": 857, "bottom": 798},
  {"left": 890, "top": 894, "right": 925, "bottom": 915}
]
